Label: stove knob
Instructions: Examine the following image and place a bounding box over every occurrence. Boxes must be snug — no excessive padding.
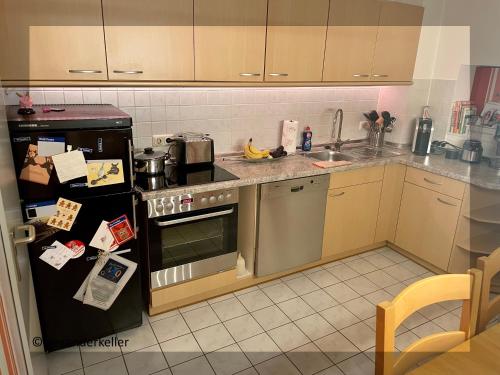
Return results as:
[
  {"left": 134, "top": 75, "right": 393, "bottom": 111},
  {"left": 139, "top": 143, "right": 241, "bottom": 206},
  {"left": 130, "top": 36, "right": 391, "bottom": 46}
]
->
[
  {"left": 218, "top": 194, "right": 224, "bottom": 202},
  {"left": 165, "top": 202, "right": 174, "bottom": 211},
  {"left": 209, "top": 196, "right": 217, "bottom": 204},
  {"left": 226, "top": 192, "right": 232, "bottom": 200},
  {"left": 201, "top": 197, "right": 208, "bottom": 205},
  {"left": 155, "top": 202, "right": 164, "bottom": 212}
]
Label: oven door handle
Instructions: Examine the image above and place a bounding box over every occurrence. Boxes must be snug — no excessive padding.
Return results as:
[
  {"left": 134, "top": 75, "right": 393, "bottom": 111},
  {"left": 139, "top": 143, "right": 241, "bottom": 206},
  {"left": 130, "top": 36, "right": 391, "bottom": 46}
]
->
[{"left": 154, "top": 208, "right": 234, "bottom": 227}]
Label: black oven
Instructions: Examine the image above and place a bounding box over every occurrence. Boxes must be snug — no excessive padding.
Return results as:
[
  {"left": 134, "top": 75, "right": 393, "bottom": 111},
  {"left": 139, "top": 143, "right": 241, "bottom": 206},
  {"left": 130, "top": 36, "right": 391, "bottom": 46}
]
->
[{"left": 145, "top": 188, "right": 238, "bottom": 289}]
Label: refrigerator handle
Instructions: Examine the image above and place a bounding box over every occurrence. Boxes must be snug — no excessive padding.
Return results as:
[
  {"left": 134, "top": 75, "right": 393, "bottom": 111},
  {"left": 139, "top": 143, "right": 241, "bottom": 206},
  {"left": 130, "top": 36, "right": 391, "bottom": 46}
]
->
[
  {"left": 10, "top": 224, "right": 36, "bottom": 281},
  {"left": 128, "top": 138, "right": 134, "bottom": 189}
]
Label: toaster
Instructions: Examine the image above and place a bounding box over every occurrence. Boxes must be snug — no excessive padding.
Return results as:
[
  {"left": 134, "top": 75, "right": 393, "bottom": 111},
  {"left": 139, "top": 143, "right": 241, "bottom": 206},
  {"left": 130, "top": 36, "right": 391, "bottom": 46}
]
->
[{"left": 170, "top": 133, "right": 215, "bottom": 166}]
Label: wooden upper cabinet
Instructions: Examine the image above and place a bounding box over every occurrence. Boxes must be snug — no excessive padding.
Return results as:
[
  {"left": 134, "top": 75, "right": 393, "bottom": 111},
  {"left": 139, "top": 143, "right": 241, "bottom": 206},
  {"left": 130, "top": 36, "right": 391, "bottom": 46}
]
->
[
  {"left": 0, "top": 0, "right": 107, "bottom": 81},
  {"left": 265, "top": 0, "right": 329, "bottom": 82},
  {"left": 371, "top": 2, "right": 424, "bottom": 82},
  {"left": 194, "top": 0, "right": 267, "bottom": 82},
  {"left": 102, "top": 0, "right": 194, "bottom": 81},
  {"left": 323, "top": 0, "right": 381, "bottom": 82}
]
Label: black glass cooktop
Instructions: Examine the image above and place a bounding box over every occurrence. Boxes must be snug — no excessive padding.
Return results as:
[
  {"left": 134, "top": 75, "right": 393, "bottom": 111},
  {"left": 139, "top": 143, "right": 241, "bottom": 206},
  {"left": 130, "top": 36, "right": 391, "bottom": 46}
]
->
[{"left": 135, "top": 164, "right": 239, "bottom": 192}]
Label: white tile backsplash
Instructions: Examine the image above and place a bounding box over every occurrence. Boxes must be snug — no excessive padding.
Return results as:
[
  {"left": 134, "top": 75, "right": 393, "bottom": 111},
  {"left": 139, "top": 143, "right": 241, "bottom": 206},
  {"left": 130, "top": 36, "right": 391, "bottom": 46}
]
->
[{"left": 3, "top": 86, "right": 380, "bottom": 153}]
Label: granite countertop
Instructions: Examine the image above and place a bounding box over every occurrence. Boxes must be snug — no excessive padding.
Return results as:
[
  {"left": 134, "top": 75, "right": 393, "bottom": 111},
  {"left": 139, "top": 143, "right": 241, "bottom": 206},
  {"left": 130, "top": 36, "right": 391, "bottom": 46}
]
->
[{"left": 138, "top": 150, "right": 500, "bottom": 200}]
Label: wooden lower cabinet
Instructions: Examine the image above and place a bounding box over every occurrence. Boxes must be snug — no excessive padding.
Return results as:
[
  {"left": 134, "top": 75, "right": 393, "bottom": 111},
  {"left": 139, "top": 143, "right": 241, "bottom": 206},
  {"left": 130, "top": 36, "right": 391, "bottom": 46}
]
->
[
  {"left": 323, "top": 181, "right": 382, "bottom": 257},
  {"left": 395, "top": 182, "right": 462, "bottom": 270}
]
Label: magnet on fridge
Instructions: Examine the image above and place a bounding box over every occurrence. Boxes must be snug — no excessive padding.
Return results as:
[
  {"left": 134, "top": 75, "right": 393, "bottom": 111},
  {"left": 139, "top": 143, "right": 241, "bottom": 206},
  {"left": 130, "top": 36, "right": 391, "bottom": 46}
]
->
[{"left": 65, "top": 240, "right": 85, "bottom": 259}]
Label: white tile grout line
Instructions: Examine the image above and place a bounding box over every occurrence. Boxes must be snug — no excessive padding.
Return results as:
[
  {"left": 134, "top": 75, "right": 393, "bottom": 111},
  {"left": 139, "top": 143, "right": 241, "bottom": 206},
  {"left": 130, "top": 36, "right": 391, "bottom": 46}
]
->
[{"left": 58, "top": 248, "right": 442, "bottom": 375}]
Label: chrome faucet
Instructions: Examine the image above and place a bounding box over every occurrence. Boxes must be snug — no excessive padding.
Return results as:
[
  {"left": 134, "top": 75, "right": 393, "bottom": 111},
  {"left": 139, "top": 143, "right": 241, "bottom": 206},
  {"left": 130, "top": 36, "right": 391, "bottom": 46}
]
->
[{"left": 331, "top": 108, "right": 345, "bottom": 152}]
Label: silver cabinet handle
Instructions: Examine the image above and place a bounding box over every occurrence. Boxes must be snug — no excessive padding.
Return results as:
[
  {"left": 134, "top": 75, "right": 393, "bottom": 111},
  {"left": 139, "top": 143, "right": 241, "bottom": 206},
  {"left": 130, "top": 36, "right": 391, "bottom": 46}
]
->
[
  {"left": 113, "top": 70, "right": 143, "bottom": 74},
  {"left": 154, "top": 208, "right": 234, "bottom": 227},
  {"left": 353, "top": 74, "right": 370, "bottom": 78},
  {"left": 437, "top": 197, "right": 457, "bottom": 207},
  {"left": 332, "top": 192, "right": 345, "bottom": 197},
  {"left": 239, "top": 73, "right": 261, "bottom": 77},
  {"left": 424, "top": 177, "right": 442, "bottom": 185},
  {"left": 10, "top": 224, "right": 36, "bottom": 281},
  {"left": 268, "top": 73, "right": 288, "bottom": 77},
  {"left": 69, "top": 69, "right": 102, "bottom": 74},
  {"left": 372, "top": 74, "right": 389, "bottom": 78}
]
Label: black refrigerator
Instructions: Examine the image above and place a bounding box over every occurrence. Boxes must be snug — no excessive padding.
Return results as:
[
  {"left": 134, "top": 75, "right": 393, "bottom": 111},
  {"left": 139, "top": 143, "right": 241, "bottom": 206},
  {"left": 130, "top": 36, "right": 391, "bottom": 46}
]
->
[{"left": 7, "top": 105, "right": 142, "bottom": 352}]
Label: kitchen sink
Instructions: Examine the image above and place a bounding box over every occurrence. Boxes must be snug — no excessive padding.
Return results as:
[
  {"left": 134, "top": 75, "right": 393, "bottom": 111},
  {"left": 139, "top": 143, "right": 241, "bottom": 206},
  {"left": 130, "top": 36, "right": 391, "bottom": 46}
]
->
[{"left": 304, "top": 150, "right": 355, "bottom": 162}]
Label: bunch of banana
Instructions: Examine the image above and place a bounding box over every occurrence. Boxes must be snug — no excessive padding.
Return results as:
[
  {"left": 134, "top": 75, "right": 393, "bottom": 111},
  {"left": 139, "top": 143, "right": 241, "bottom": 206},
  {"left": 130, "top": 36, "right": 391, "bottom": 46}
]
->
[{"left": 244, "top": 138, "right": 270, "bottom": 159}]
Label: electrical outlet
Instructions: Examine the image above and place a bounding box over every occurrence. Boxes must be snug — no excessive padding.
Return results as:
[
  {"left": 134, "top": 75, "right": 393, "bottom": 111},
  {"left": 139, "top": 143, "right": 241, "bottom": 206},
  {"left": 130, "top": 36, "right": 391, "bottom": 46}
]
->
[{"left": 152, "top": 134, "right": 174, "bottom": 146}]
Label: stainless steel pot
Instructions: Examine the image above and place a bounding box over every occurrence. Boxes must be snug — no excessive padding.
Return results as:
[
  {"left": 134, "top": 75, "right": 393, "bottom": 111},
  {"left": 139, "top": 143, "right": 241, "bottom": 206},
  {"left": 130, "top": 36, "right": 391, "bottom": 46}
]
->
[{"left": 134, "top": 147, "right": 166, "bottom": 175}]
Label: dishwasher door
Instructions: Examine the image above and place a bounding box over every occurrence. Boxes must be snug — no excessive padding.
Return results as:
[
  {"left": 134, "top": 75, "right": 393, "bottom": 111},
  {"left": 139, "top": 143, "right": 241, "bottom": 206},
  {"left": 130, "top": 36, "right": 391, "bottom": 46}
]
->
[{"left": 255, "top": 174, "right": 330, "bottom": 276}]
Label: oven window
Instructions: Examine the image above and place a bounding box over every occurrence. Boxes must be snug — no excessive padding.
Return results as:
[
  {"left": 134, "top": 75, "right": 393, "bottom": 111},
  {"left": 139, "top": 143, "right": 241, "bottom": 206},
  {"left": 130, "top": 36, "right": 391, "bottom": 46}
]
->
[{"left": 159, "top": 212, "right": 236, "bottom": 269}]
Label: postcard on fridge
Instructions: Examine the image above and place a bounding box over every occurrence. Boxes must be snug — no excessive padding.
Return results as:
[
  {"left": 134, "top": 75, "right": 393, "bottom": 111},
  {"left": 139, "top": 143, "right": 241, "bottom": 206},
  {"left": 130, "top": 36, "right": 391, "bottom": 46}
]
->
[
  {"left": 19, "top": 144, "right": 54, "bottom": 185},
  {"left": 86, "top": 160, "right": 124, "bottom": 188},
  {"left": 39, "top": 240, "right": 74, "bottom": 270},
  {"left": 52, "top": 150, "right": 87, "bottom": 183},
  {"left": 107, "top": 215, "right": 134, "bottom": 245},
  {"left": 89, "top": 220, "right": 119, "bottom": 252},
  {"left": 47, "top": 198, "right": 82, "bottom": 231}
]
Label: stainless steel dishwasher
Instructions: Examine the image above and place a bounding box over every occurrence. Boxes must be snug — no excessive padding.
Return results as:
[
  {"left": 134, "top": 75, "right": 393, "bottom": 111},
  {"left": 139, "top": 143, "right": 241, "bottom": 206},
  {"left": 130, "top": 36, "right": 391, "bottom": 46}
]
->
[{"left": 255, "top": 174, "right": 330, "bottom": 276}]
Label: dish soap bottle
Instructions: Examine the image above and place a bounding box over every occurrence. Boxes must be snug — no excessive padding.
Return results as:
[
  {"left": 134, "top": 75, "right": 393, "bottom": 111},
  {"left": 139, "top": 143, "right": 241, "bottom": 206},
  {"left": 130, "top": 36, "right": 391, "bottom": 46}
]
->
[{"left": 301, "top": 126, "right": 313, "bottom": 151}]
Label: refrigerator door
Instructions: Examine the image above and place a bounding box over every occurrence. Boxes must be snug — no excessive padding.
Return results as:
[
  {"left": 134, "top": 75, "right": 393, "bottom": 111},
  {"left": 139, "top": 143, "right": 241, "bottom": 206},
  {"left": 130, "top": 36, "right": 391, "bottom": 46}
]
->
[
  {"left": 28, "top": 192, "right": 142, "bottom": 352},
  {"left": 10, "top": 128, "right": 133, "bottom": 204}
]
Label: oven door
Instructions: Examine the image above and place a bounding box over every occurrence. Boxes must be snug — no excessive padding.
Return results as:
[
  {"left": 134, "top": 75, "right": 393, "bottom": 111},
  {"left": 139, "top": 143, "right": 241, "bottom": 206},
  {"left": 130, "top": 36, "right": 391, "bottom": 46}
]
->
[{"left": 148, "top": 204, "right": 238, "bottom": 289}]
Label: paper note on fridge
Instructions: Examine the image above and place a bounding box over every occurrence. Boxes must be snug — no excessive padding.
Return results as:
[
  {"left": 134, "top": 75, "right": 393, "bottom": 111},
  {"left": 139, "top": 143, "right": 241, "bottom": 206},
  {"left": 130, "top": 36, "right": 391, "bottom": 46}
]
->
[
  {"left": 89, "top": 220, "right": 119, "bottom": 252},
  {"left": 52, "top": 150, "right": 87, "bottom": 183},
  {"left": 37, "top": 136, "right": 65, "bottom": 157},
  {"left": 39, "top": 240, "right": 74, "bottom": 270},
  {"left": 19, "top": 144, "right": 54, "bottom": 185},
  {"left": 86, "top": 160, "right": 124, "bottom": 188},
  {"left": 47, "top": 198, "right": 82, "bottom": 231}
]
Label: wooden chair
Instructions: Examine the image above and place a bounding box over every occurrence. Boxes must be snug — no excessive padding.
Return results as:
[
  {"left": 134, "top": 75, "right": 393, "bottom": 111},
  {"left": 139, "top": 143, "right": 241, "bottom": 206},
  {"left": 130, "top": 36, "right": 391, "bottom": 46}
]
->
[
  {"left": 477, "top": 247, "right": 500, "bottom": 333},
  {"left": 375, "top": 269, "right": 482, "bottom": 375}
]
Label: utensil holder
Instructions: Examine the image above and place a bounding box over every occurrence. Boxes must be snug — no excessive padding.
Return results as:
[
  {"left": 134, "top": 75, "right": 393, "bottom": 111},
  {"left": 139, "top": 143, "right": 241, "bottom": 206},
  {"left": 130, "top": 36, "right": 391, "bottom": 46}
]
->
[{"left": 368, "top": 128, "right": 385, "bottom": 148}]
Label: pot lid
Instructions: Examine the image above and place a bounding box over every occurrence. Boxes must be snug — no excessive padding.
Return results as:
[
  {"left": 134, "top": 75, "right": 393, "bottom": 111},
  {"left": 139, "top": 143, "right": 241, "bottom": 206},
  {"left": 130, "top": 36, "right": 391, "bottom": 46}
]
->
[{"left": 135, "top": 147, "right": 166, "bottom": 161}]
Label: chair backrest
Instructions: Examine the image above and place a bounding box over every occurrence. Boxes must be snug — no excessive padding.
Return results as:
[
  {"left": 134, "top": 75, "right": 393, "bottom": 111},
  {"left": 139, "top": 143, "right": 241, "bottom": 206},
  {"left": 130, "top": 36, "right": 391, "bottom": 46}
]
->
[
  {"left": 375, "top": 269, "right": 482, "bottom": 375},
  {"left": 477, "top": 248, "right": 500, "bottom": 333}
]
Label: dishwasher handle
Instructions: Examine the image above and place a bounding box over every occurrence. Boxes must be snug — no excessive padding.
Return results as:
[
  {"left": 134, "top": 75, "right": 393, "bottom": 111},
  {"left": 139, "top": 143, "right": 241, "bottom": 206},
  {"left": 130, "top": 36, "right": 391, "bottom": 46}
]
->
[{"left": 290, "top": 186, "right": 304, "bottom": 193}]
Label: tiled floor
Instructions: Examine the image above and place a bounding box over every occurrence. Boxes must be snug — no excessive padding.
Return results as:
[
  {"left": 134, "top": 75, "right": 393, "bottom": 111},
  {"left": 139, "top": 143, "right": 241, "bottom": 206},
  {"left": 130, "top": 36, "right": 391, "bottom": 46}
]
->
[{"left": 46, "top": 247, "right": 467, "bottom": 375}]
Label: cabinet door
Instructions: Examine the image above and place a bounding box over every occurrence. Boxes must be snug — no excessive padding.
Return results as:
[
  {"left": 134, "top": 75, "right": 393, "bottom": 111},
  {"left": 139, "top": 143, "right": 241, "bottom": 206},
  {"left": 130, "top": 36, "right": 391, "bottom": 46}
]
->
[
  {"left": 323, "top": 0, "right": 381, "bottom": 82},
  {"left": 103, "top": 0, "right": 194, "bottom": 81},
  {"left": 395, "top": 182, "right": 461, "bottom": 270},
  {"left": 0, "top": 0, "right": 107, "bottom": 81},
  {"left": 371, "top": 2, "right": 423, "bottom": 82},
  {"left": 265, "top": 0, "right": 329, "bottom": 82},
  {"left": 194, "top": 0, "right": 267, "bottom": 82},
  {"left": 323, "top": 181, "right": 382, "bottom": 257}
]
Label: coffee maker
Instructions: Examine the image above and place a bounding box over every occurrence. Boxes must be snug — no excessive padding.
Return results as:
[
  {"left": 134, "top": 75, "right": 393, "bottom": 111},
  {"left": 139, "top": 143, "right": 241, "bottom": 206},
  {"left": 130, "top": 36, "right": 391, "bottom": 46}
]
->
[{"left": 412, "top": 117, "right": 434, "bottom": 156}]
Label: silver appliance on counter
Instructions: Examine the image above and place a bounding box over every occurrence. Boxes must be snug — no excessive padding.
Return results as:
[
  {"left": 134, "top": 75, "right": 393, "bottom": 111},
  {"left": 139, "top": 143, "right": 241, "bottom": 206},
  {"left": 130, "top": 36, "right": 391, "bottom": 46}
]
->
[
  {"left": 143, "top": 187, "right": 239, "bottom": 289},
  {"left": 255, "top": 175, "right": 330, "bottom": 277},
  {"left": 168, "top": 133, "right": 215, "bottom": 166}
]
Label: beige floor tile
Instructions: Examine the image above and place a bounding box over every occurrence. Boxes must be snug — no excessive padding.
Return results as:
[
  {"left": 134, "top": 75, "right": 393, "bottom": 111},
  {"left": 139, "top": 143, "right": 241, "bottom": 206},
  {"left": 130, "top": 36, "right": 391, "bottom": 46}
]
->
[
  {"left": 401, "top": 311, "right": 428, "bottom": 330},
  {"left": 193, "top": 323, "right": 235, "bottom": 353},
  {"left": 315, "top": 332, "right": 360, "bottom": 364},
  {"left": 80, "top": 334, "right": 122, "bottom": 367},
  {"left": 324, "top": 283, "right": 360, "bottom": 303},
  {"left": 123, "top": 344, "right": 168, "bottom": 375},
  {"left": 302, "top": 265, "right": 325, "bottom": 275},
  {"left": 301, "top": 289, "right": 338, "bottom": 312},
  {"left": 314, "top": 365, "right": 344, "bottom": 375},
  {"left": 148, "top": 309, "right": 180, "bottom": 323},
  {"left": 151, "top": 315, "right": 190, "bottom": 343},
  {"left": 281, "top": 272, "right": 305, "bottom": 282},
  {"left": 287, "top": 342, "right": 333, "bottom": 375},
  {"left": 320, "top": 305, "right": 360, "bottom": 330},
  {"left": 365, "top": 289, "right": 393, "bottom": 305},
  {"left": 337, "top": 352, "right": 375, "bottom": 375},
  {"left": 364, "top": 270, "right": 399, "bottom": 288},
  {"left": 343, "top": 297, "right": 376, "bottom": 320},
  {"left": 284, "top": 276, "right": 320, "bottom": 296},
  {"left": 294, "top": 314, "right": 336, "bottom": 341},
  {"left": 236, "top": 290, "right": 273, "bottom": 312},
  {"left": 383, "top": 264, "right": 417, "bottom": 282},
  {"left": 340, "top": 322, "right": 375, "bottom": 351},
  {"left": 117, "top": 323, "right": 158, "bottom": 353},
  {"left": 234, "top": 367, "right": 258, "bottom": 375},
  {"left": 400, "top": 260, "right": 429, "bottom": 275},
  {"left": 267, "top": 323, "right": 310, "bottom": 352},
  {"left": 376, "top": 248, "right": 408, "bottom": 264},
  {"left": 255, "top": 354, "right": 300, "bottom": 375},
  {"left": 238, "top": 333, "right": 281, "bottom": 365},
  {"left": 171, "top": 356, "right": 215, "bottom": 375},
  {"left": 206, "top": 343, "right": 252, "bottom": 375},
  {"left": 208, "top": 293, "right": 236, "bottom": 305},
  {"left": 182, "top": 305, "right": 221, "bottom": 331},
  {"left": 306, "top": 270, "right": 341, "bottom": 288},
  {"left": 223, "top": 314, "right": 264, "bottom": 342},
  {"left": 252, "top": 305, "right": 291, "bottom": 331},
  {"left": 345, "top": 276, "right": 379, "bottom": 296},
  {"left": 277, "top": 297, "right": 315, "bottom": 321},
  {"left": 325, "top": 264, "right": 360, "bottom": 281},
  {"left": 84, "top": 356, "right": 128, "bottom": 375},
  {"left": 418, "top": 303, "right": 448, "bottom": 320},
  {"left": 46, "top": 346, "right": 83, "bottom": 375},
  {"left": 343, "top": 259, "right": 377, "bottom": 275},
  {"left": 395, "top": 331, "right": 420, "bottom": 351},
  {"left": 433, "top": 312, "right": 461, "bottom": 331},
  {"left": 234, "top": 286, "right": 260, "bottom": 296},
  {"left": 179, "top": 301, "right": 209, "bottom": 313},
  {"left": 211, "top": 297, "right": 248, "bottom": 322},
  {"left": 411, "top": 321, "right": 444, "bottom": 338},
  {"left": 261, "top": 282, "right": 298, "bottom": 303},
  {"left": 160, "top": 333, "right": 202, "bottom": 367},
  {"left": 364, "top": 253, "right": 395, "bottom": 269},
  {"left": 384, "top": 282, "right": 408, "bottom": 297}
]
